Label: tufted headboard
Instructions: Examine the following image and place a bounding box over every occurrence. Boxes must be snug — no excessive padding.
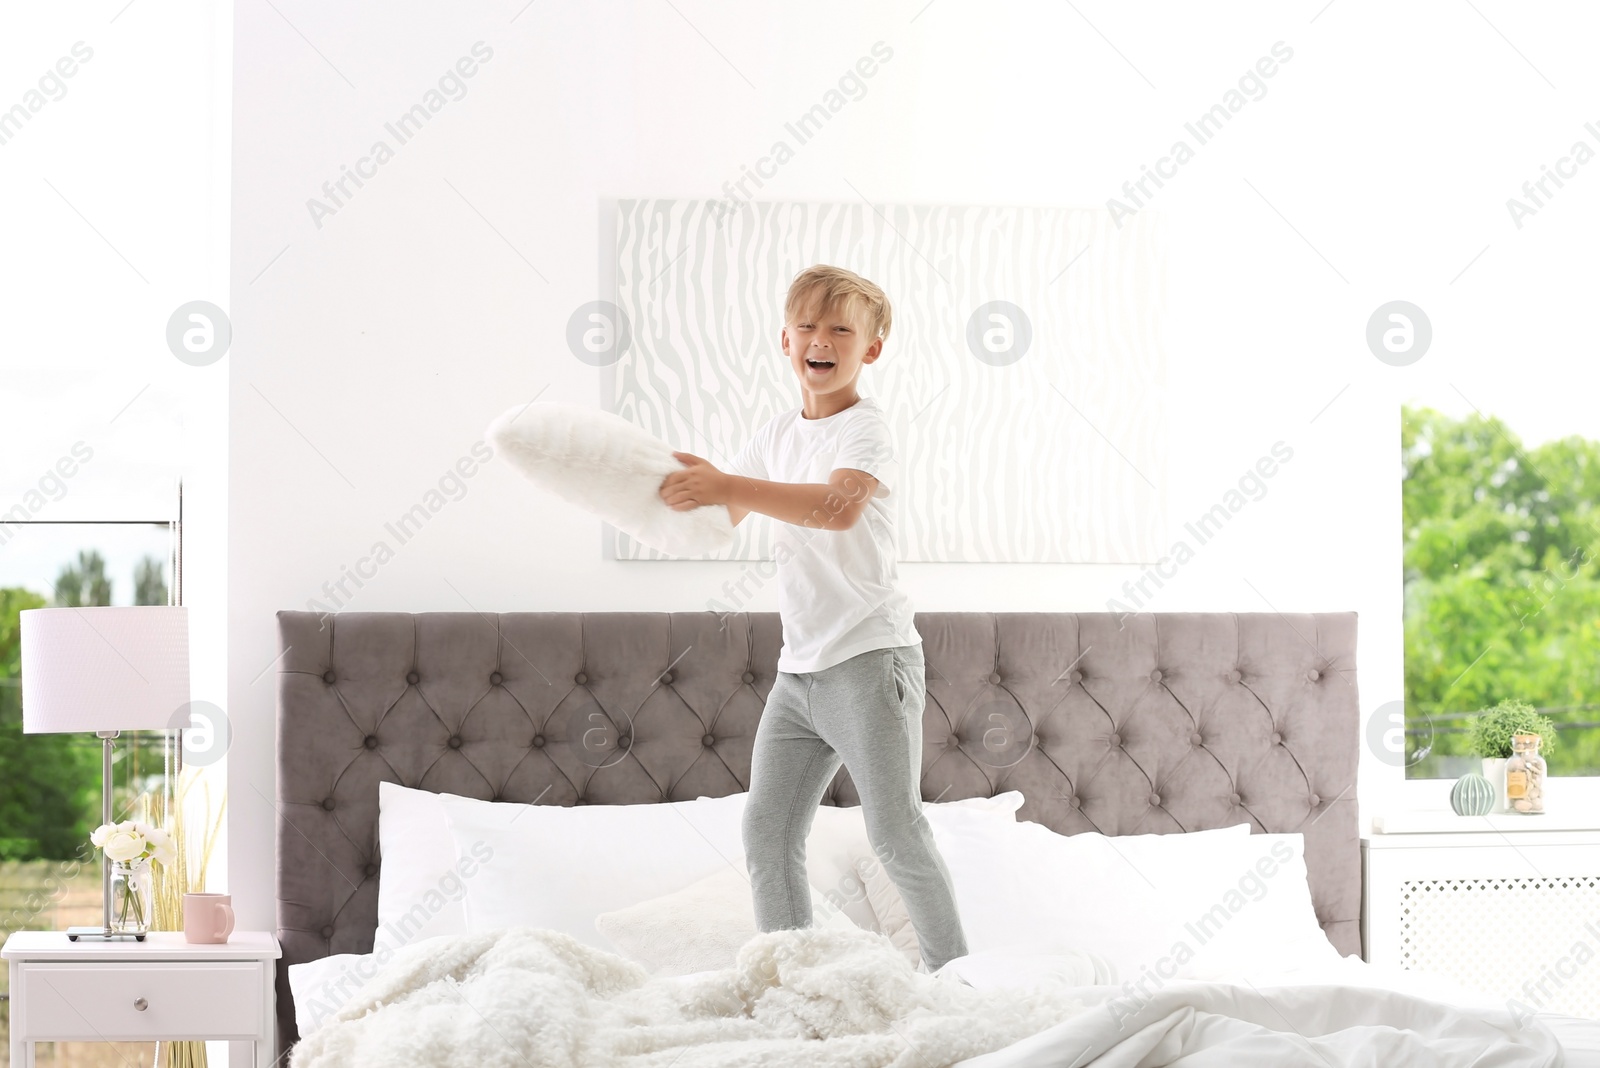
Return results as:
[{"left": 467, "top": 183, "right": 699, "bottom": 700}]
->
[{"left": 274, "top": 609, "right": 1360, "bottom": 1048}]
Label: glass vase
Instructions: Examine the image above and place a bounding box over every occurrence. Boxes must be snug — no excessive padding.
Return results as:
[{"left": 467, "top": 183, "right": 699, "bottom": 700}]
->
[
  {"left": 1505, "top": 732, "right": 1546, "bottom": 814},
  {"left": 110, "top": 857, "right": 153, "bottom": 935}
]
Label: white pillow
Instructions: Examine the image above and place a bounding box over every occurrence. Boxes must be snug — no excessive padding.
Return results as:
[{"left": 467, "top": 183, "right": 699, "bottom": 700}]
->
[
  {"left": 287, "top": 952, "right": 371, "bottom": 1037},
  {"left": 1126, "top": 829, "right": 1342, "bottom": 980},
  {"left": 439, "top": 791, "right": 749, "bottom": 952},
  {"left": 803, "top": 791, "right": 1025, "bottom": 941},
  {"left": 593, "top": 863, "right": 858, "bottom": 977},
  {"left": 485, "top": 401, "right": 734, "bottom": 556},
  {"left": 865, "top": 815, "right": 1253, "bottom": 973},
  {"left": 375, "top": 782, "right": 474, "bottom": 948},
  {"left": 420, "top": 788, "right": 1022, "bottom": 955}
]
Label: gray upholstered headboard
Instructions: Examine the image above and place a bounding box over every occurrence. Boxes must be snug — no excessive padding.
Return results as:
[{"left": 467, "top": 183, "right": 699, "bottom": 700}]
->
[{"left": 274, "top": 610, "right": 1360, "bottom": 1047}]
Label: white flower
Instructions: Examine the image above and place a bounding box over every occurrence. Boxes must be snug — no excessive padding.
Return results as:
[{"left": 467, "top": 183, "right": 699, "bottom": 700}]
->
[
  {"left": 102, "top": 829, "right": 145, "bottom": 863},
  {"left": 145, "top": 827, "right": 172, "bottom": 850},
  {"left": 133, "top": 821, "right": 156, "bottom": 839},
  {"left": 91, "top": 823, "right": 114, "bottom": 848},
  {"left": 152, "top": 841, "right": 176, "bottom": 867}
]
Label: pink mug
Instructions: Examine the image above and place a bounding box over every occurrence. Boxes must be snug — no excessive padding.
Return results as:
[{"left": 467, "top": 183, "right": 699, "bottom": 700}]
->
[{"left": 183, "top": 893, "right": 235, "bottom": 944}]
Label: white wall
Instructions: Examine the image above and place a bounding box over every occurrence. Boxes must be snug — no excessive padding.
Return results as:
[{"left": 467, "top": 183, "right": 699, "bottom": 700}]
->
[{"left": 228, "top": 0, "right": 1600, "bottom": 931}]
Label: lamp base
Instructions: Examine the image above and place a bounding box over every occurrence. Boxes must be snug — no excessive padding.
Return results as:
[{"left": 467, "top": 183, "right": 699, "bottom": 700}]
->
[{"left": 65, "top": 926, "right": 146, "bottom": 942}]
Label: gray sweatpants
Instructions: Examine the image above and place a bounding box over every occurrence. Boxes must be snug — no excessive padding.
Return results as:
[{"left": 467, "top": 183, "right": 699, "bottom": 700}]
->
[{"left": 741, "top": 642, "right": 969, "bottom": 972}]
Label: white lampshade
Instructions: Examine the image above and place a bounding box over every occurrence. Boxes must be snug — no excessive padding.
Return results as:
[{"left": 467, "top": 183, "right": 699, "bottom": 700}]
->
[{"left": 20, "top": 606, "right": 191, "bottom": 734}]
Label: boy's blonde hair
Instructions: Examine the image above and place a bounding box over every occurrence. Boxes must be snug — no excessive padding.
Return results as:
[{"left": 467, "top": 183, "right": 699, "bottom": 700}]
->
[{"left": 784, "top": 265, "right": 892, "bottom": 343}]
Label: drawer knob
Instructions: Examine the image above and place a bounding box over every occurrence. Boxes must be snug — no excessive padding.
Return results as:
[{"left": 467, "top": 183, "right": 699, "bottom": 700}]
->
[{"left": 133, "top": 997, "right": 148, "bottom": 1011}]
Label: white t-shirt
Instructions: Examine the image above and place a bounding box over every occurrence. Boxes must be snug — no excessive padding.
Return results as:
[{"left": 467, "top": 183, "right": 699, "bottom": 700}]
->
[{"left": 725, "top": 396, "right": 920, "bottom": 674}]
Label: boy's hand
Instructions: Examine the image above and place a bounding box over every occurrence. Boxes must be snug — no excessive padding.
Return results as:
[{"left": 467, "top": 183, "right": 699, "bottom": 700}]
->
[{"left": 659, "top": 452, "right": 733, "bottom": 511}]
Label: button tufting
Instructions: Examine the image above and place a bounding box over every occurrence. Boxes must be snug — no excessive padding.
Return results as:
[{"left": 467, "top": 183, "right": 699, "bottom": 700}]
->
[
  {"left": 322, "top": 670, "right": 335, "bottom": 684},
  {"left": 363, "top": 735, "right": 378, "bottom": 750},
  {"left": 618, "top": 735, "right": 631, "bottom": 749},
  {"left": 702, "top": 734, "right": 715, "bottom": 747},
  {"left": 1190, "top": 732, "right": 1202, "bottom": 746},
  {"left": 1227, "top": 669, "right": 1241, "bottom": 684},
  {"left": 575, "top": 672, "right": 588, "bottom": 685},
  {"left": 1306, "top": 669, "right": 1320, "bottom": 682},
  {"left": 1271, "top": 732, "right": 1282, "bottom": 745},
  {"left": 1229, "top": 792, "right": 1241, "bottom": 805},
  {"left": 1109, "top": 733, "right": 1122, "bottom": 748},
  {"left": 490, "top": 671, "right": 503, "bottom": 685},
  {"left": 1149, "top": 669, "right": 1163, "bottom": 683},
  {"left": 321, "top": 925, "right": 334, "bottom": 938},
  {"left": 407, "top": 671, "right": 419, "bottom": 685},
  {"left": 448, "top": 735, "right": 463, "bottom": 749},
  {"left": 1069, "top": 670, "right": 1083, "bottom": 683},
  {"left": 1149, "top": 793, "right": 1161, "bottom": 806},
  {"left": 659, "top": 672, "right": 674, "bottom": 684},
  {"left": 988, "top": 672, "right": 1001, "bottom": 685},
  {"left": 1309, "top": 793, "right": 1321, "bottom": 806},
  {"left": 364, "top": 863, "right": 378, "bottom": 877},
  {"left": 321, "top": 797, "right": 335, "bottom": 811},
  {"left": 742, "top": 671, "right": 755, "bottom": 684},
  {"left": 1068, "top": 795, "right": 1081, "bottom": 808},
  {"left": 532, "top": 734, "right": 545, "bottom": 748}
]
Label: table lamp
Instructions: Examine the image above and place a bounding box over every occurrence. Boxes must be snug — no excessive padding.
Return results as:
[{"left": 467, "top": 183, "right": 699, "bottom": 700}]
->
[{"left": 19, "top": 605, "right": 191, "bottom": 941}]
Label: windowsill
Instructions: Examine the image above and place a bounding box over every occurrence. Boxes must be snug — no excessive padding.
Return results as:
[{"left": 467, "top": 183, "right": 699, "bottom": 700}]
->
[
  {"left": 1384, "top": 774, "right": 1600, "bottom": 829},
  {"left": 1371, "top": 808, "right": 1600, "bottom": 834}
]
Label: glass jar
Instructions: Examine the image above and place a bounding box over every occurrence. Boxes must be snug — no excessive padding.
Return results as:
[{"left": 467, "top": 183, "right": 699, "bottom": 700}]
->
[
  {"left": 1504, "top": 732, "right": 1546, "bottom": 814},
  {"left": 110, "top": 857, "right": 153, "bottom": 935}
]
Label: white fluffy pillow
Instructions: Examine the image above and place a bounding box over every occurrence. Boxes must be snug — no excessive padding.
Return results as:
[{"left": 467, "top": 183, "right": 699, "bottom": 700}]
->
[
  {"left": 594, "top": 863, "right": 858, "bottom": 977},
  {"left": 485, "top": 401, "right": 734, "bottom": 556}
]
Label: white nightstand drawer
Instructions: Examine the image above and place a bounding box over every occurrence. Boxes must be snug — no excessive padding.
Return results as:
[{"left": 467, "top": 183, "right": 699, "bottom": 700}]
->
[{"left": 18, "top": 961, "right": 265, "bottom": 1040}]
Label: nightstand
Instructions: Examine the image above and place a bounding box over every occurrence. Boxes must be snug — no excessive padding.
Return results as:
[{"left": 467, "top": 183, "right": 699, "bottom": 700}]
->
[
  {"left": 3, "top": 930, "right": 281, "bottom": 1067},
  {"left": 1363, "top": 809, "right": 1600, "bottom": 1018}
]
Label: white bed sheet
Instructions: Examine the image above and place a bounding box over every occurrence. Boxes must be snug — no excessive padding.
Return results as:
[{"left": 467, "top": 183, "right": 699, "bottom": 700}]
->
[
  {"left": 1254, "top": 956, "right": 1600, "bottom": 1068},
  {"left": 941, "top": 949, "right": 1596, "bottom": 1068}
]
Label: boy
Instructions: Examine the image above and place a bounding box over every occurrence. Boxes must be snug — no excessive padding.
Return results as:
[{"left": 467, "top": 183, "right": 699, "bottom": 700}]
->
[{"left": 657, "top": 264, "right": 968, "bottom": 973}]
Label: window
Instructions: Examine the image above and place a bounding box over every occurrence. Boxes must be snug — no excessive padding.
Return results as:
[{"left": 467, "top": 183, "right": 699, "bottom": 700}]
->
[
  {"left": 1402, "top": 403, "right": 1600, "bottom": 778},
  {"left": 0, "top": 520, "right": 178, "bottom": 861}
]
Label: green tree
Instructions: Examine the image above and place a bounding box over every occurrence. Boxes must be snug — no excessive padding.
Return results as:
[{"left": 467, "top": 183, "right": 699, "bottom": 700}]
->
[
  {"left": 0, "top": 587, "right": 101, "bottom": 859},
  {"left": 1403, "top": 405, "right": 1600, "bottom": 776},
  {"left": 53, "top": 549, "right": 111, "bottom": 607},
  {"left": 133, "top": 554, "right": 168, "bottom": 606}
]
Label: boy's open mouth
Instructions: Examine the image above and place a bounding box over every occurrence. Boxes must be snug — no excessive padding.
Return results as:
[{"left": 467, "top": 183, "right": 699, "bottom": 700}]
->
[{"left": 805, "top": 358, "right": 836, "bottom": 375}]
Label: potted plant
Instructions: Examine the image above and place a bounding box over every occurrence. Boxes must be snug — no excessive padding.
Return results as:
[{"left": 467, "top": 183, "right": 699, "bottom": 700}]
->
[{"left": 1468, "top": 699, "right": 1559, "bottom": 814}]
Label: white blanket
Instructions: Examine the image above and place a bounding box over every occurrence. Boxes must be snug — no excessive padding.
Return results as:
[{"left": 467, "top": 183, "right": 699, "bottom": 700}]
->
[
  {"left": 289, "top": 926, "right": 1565, "bottom": 1068},
  {"left": 290, "top": 925, "right": 1092, "bottom": 1068}
]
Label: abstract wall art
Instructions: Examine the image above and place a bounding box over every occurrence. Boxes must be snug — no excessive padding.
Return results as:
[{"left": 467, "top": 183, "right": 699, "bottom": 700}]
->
[{"left": 603, "top": 199, "right": 1166, "bottom": 564}]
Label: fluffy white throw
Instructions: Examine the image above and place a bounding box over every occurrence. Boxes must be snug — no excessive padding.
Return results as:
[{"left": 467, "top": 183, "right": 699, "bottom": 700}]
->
[
  {"left": 288, "top": 925, "right": 1090, "bottom": 1068},
  {"left": 290, "top": 925, "right": 1567, "bottom": 1068},
  {"left": 486, "top": 401, "right": 735, "bottom": 557}
]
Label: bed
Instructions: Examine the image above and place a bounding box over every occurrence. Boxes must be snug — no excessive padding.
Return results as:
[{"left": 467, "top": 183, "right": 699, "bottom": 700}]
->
[{"left": 271, "top": 609, "right": 1595, "bottom": 1066}]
